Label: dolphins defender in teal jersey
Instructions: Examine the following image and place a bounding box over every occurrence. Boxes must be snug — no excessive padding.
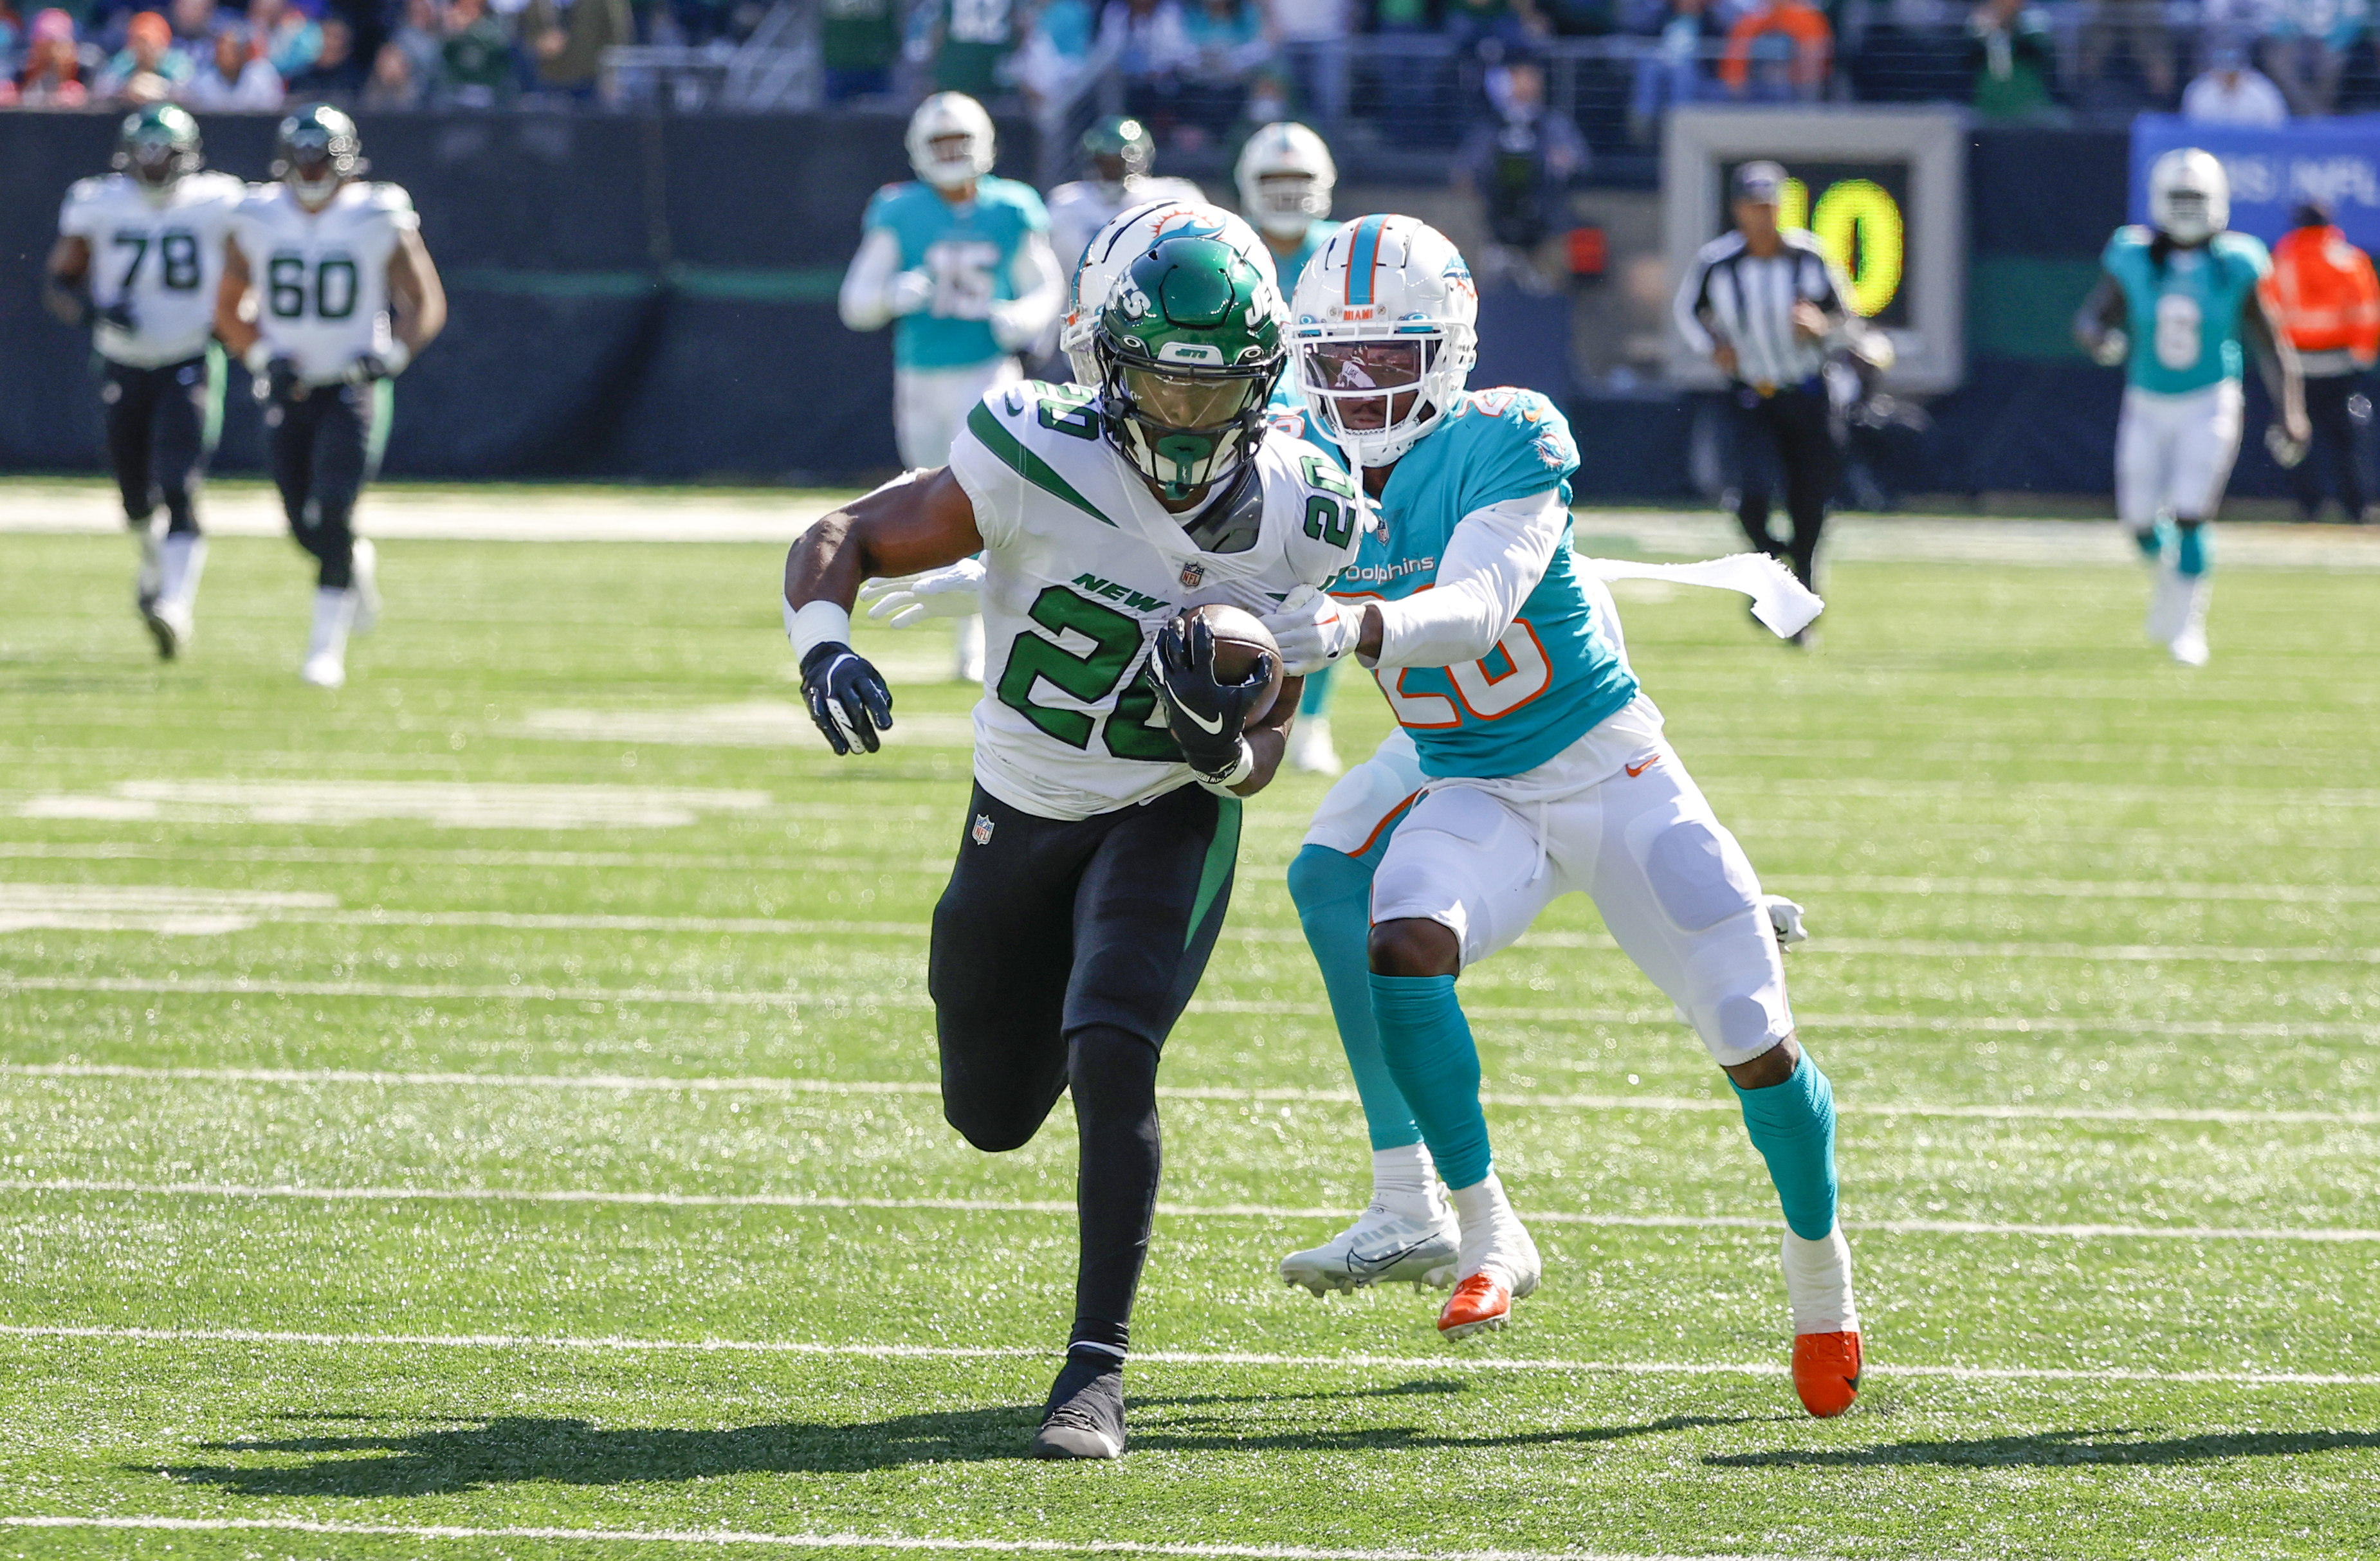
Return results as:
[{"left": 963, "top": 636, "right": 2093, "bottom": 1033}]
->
[
  {"left": 1238, "top": 121, "right": 1349, "bottom": 775},
  {"left": 2075, "top": 147, "right": 2307, "bottom": 666},
  {"left": 840, "top": 91, "right": 1065, "bottom": 684},
  {"left": 1258, "top": 215, "right": 1862, "bottom": 1417}
]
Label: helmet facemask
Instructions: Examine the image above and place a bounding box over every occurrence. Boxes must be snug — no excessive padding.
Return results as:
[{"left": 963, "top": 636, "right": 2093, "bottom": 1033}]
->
[
  {"left": 1251, "top": 172, "right": 1321, "bottom": 240},
  {"left": 1297, "top": 330, "right": 1465, "bottom": 468},
  {"left": 1097, "top": 339, "right": 1277, "bottom": 504}
]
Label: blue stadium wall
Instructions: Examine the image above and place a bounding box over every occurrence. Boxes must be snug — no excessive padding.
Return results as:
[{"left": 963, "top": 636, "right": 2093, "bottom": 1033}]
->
[{"left": 0, "top": 113, "right": 2311, "bottom": 495}]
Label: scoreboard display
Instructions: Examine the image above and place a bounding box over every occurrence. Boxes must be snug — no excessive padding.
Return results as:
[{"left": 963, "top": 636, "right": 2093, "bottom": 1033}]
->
[{"left": 1665, "top": 109, "right": 1966, "bottom": 392}]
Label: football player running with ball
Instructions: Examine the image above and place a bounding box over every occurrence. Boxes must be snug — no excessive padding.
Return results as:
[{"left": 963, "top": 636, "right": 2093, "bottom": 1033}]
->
[
  {"left": 46, "top": 105, "right": 244, "bottom": 659},
  {"left": 1263, "top": 215, "right": 1863, "bottom": 1418},
  {"left": 2075, "top": 147, "right": 2307, "bottom": 666},
  {"left": 783, "top": 232, "right": 1364, "bottom": 1459},
  {"left": 215, "top": 105, "right": 446, "bottom": 689}
]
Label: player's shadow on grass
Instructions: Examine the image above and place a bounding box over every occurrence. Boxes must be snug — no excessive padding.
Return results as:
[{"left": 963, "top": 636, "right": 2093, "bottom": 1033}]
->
[
  {"left": 154, "top": 1396, "right": 1766, "bottom": 1492},
  {"left": 1707, "top": 1427, "right": 2380, "bottom": 1469}
]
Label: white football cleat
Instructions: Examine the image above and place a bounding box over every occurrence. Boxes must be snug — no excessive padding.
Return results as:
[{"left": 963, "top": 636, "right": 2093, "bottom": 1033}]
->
[
  {"left": 1281, "top": 1189, "right": 1460, "bottom": 1296},
  {"left": 146, "top": 599, "right": 193, "bottom": 661},
  {"left": 303, "top": 585, "right": 358, "bottom": 688},
  {"left": 2167, "top": 573, "right": 2210, "bottom": 666},
  {"left": 300, "top": 651, "right": 346, "bottom": 688},
  {"left": 1286, "top": 717, "right": 1342, "bottom": 776},
  {"left": 351, "top": 538, "right": 381, "bottom": 635}
]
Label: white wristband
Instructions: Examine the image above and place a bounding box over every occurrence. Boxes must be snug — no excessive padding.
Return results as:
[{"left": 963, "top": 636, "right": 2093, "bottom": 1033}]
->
[
  {"left": 785, "top": 599, "right": 854, "bottom": 664},
  {"left": 243, "top": 341, "right": 274, "bottom": 376},
  {"left": 1195, "top": 738, "right": 1255, "bottom": 795},
  {"left": 380, "top": 340, "right": 412, "bottom": 377}
]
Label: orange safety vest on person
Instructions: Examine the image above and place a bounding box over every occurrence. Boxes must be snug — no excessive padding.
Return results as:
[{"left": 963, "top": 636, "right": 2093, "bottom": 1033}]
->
[
  {"left": 2264, "top": 224, "right": 2380, "bottom": 365},
  {"left": 1718, "top": 0, "right": 1832, "bottom": 92}
]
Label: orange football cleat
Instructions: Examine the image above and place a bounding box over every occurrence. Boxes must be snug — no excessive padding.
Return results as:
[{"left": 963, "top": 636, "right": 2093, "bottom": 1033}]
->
[
  {"left": 1792, "top": 1329, "right": 1862, "bottom": 1417},
  {"left": 1437, "top": 1274, "right": 1513, "bottom": 1339}
]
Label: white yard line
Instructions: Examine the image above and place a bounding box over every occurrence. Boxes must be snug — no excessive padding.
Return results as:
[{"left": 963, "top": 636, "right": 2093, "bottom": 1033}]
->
[
  {"left": 2, "top": 1061, "right": 2372, "bottom": 1127},
  {"left": 5, "top": 1178, "right": 2373, "bottom": 1245},
  {"left": 5, "top": 844, "right": 2370, "bottom": 907},
  {"left": 0, "top": 1515, "right": 1804, "bottom": 1561},
  {"left": 1, "top": 896, "right": 2370, "bottom": 964},
  {"left": 4, "top": 974, "right": 2370, "bottom": 1046},
  {"left": 1, "top": 1323, "right": 2374, "bottom": 1389}
]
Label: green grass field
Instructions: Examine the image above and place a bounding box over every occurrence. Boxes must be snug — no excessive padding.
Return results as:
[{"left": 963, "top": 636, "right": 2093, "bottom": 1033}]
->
[{"left": 0, "top": 520, "right": 2375, "bottom": 1561}]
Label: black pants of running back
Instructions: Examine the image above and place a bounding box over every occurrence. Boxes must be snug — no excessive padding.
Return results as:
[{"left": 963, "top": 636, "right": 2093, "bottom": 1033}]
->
[
  {"left": 929, "top": 780, "right": 1240, "bottom": 1356},
  {"left": 1731, "top": 381, "right": 1838, "bottom": 588},
  {"left": 265, "top": 381, "right": 383, "bottom": 590},
  {"left": 104, "top": 354, "right": 213, "bottom": 537}
]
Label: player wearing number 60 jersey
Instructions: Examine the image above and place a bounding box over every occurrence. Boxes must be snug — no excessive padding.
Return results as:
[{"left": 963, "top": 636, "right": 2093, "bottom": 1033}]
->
[
  {"left": 785, "top": 231, "right": 1359, "bottom": 1461},
  {"left": 46, "top": 105, "right": 244, "bottom": 661},
  {"left": 1262, "top": 214, "right": 1863, "bottom": 1419},
  {"left": 216, "top": 105, "right": 445, "bottom": 689}
]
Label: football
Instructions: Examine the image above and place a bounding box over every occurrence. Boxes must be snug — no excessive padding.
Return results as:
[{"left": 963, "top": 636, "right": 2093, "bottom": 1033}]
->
[{"left": 1180, "top": 602, "right": 1285, "bottom": 725}]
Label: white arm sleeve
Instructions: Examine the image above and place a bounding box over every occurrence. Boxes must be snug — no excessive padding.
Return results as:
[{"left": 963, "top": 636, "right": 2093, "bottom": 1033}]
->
[
  {"left": 1672, "top": 257, "right": 1716, "bottom": 356},
  {"left": 1369, "top": 488, "right": 1570, "bottom": 670},
  {"left": 990, "top": 230, "right": 1066, "bottom": 352},
  {"left": 839, "top": 227, "right": 908, "bottom": 333}
]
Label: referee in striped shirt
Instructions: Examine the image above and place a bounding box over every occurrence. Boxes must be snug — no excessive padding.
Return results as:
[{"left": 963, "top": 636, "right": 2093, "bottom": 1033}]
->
[{"left": 1674, "top": 161, "right": 1853, "bottom": 603}]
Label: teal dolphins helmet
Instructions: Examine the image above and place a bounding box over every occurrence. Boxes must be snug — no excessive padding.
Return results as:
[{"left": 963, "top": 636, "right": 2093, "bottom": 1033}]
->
[
  {"left": 114, "top": 103, "right": 203, "bottom": 189},
  {"left": 1081, "top": 115, "right": 1155, "bottom": 183},
  {"left": 1093, "top": 236, "right": 1287, "bottom": 502}
]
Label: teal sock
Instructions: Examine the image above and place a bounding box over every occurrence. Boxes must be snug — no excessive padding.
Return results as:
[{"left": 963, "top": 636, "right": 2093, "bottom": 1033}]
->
[
  {"left": 1367, "top": 972, "right": 1491, "bottom": 1189},
  {"left": 2174, "top": 522, "right": 2209, "bottom": 577},
  {"left": 1288, "top": 844, "right": 1419, "bottom": 1150},
  {"left": 2131, "top": 524, "right": 2164, "bottom": 561},
  {"left": 1298, "top": 661, "right": 1337, "bottom": 717},
  {"left": 1732, "top": 1054, "right": 1838, "bottom": 1241}
]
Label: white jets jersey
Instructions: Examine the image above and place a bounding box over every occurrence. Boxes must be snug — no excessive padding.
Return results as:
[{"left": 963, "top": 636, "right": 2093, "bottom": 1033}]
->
[
  {"left": 947, "top": 378, "right": 1364, "bottom": 821},
  {"left": 57, "top": 170, "right": 244, "bottom": 368},
  {"left": 230, "top": 181, "right": 419, "bottom": 384},
  {"left": 1047, "top": 176, "right": 1205, "bottom": 280}
]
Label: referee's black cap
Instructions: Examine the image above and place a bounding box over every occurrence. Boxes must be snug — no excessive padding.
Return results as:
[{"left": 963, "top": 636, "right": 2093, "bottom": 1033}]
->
[{"left": 1732, "top": 160, "right": 1788, "bottom": 204}]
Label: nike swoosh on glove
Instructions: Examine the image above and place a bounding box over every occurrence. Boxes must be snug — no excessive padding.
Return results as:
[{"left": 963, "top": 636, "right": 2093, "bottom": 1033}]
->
[
  {"left": 1148, "top": 616, "right": 1272, "bottom": 783},
  {"left": 1260, "top": 585, "right": 1358, "bottom": 677},
  {"left": 861, "top": 558, "right": 985, "bottom": 628},
  {"left": 800, "top": 641, "right": 895, "bottom": 754}
]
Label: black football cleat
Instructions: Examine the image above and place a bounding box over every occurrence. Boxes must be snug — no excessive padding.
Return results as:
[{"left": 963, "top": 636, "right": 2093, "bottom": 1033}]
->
[{"left": 1030, "top": 1347, "right": 1125, "bottom": 1460}]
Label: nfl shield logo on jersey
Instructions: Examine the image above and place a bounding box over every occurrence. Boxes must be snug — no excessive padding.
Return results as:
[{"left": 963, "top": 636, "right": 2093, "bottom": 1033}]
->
[
  {"left": 971, "top": 814, "right": 994, "bottom": 845},
  {"left": 1180, "top": 562, "right": 1204, "bottom": 589}
]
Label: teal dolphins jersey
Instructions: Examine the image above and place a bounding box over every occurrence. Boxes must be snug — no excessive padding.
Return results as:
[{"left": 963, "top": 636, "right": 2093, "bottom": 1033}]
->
[
  {"left": 2103, "top": 226, "right": 2271, "bottom": 396},
  {"left": 1323, "top": 388, "right": 1639, "bottom": 780},
  {"left": 861, "top": 176, "right": 1050, "bottom": 370},
  {"left": 1264, "top": 217, "right": 1338, "bottom": 297}
]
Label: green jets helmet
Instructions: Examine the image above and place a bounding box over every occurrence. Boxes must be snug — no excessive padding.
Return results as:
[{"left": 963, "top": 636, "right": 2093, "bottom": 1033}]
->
[
  {"left": 1081, "top": 115, "right": 1155, "bottom": 182},
  {"left": 1094, "top": 236, "right": 1287, "bottom": 502},
  {"left": 113, "top": 104, "right": 203, "bottom": 188},
  {"left": 273, "top": 104, "right": 367, "bottom": 203}
]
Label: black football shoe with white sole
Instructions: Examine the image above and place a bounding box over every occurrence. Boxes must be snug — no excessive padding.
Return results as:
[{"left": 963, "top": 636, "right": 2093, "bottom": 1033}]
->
[{"left": 1030, "top": 1347, "right": 1126, "bottom": 1459}]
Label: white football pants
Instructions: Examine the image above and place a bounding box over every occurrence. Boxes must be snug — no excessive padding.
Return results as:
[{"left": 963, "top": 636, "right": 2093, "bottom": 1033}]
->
[
  {"left": 1302, "top": 707, "right": 1794, "bottom": 1070},
  {"left": 2116, "top": 381, "right": 2242, "bottom": 529},
  {"left": 895, "top": 357, "right": 1023, "bottom": 471}
]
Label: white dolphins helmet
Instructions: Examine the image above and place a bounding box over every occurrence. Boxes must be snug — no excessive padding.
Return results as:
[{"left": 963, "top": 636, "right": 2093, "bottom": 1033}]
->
[
  {"left": 1061, "top": 199, "right": 1271, "bottom": 385},
  {"left": 1289, "top": 214, "right": 1479, "bottom": 468},
  {"left": 906, "top": 92, "right": 995, "bottom": 191},
  {"left": 1235, "top": 122, "right": 1336, "bottom": 242},
  {"left": 2149, "top": 147, "right": 2229, "bottom": 246}
]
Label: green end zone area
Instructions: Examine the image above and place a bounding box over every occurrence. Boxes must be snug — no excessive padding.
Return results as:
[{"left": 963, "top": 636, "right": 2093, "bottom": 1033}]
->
[{"left": 1, "top": 521, "right": 2375, "bottom": 1559}]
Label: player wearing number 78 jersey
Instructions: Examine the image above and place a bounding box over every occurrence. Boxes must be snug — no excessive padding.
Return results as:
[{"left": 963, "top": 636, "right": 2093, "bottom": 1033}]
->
[
  {"left": 1262, "top": 214, "right": 1863, "bottom": 1418},
  {"left": 216, "top": 105, "right": 445, "bottom": 689}
]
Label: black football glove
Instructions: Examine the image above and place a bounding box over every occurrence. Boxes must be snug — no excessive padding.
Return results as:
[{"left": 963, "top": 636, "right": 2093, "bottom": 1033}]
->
[
  {"left": 1147, "top": 616, "right": 1273, "bottom": 783},
  {"left": 342, "top": 352, "right": 394, "bottom": 385},
  {"left": 800, "top": 640, "right": 893, "bottom": 755},
  {"left": 253, "top": 355, "right": 303, "bottom": 403},
  {"left": 95, "top": 298, "right": 138, "bottom": 332}
]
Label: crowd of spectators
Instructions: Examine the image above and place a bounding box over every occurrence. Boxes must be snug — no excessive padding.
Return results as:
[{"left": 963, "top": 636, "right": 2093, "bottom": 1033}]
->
[
  {"left": 0, "top": 0, "right": 645, "bottom": 108},
  {"left": 5, "top": 0, "right": 2378, "bottom": 128}
]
